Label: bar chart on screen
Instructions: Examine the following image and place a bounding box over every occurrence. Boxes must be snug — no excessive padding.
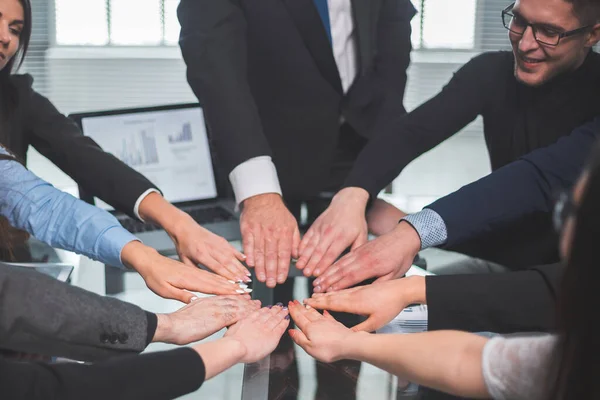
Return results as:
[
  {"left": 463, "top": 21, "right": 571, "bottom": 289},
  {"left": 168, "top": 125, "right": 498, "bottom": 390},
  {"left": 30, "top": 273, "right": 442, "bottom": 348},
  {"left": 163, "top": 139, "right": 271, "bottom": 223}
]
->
[{"left": 118, "top": 129, "right": 160, "bottom": 167}]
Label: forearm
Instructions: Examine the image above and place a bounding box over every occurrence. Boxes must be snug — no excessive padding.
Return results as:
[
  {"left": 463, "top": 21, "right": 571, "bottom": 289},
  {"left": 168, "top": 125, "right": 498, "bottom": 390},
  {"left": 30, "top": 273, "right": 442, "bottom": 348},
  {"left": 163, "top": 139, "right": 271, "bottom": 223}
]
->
[
  {"left": 346, "top": 331, "right": 489, "bottom": 398},
  {"left": 138, "top": 191, "right": 190, "bottom": 234},
  {"left": 192, "top": 338, "right": 246, "bottom": 380}
]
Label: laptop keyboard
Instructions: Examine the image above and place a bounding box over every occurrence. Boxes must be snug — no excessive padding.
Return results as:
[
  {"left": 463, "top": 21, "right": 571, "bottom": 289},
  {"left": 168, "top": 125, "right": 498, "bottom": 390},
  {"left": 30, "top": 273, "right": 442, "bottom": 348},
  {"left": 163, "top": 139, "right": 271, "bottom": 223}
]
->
[{"left": 120, "top": 206, "right": 236, "bottom": 234}]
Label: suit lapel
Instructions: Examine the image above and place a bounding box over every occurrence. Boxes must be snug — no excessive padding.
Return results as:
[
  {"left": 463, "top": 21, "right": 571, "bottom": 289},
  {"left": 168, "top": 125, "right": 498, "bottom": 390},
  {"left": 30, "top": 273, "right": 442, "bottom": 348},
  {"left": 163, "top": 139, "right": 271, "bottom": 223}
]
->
[
  {"left": 281, "top": 0, "right": 343, "bottom": 94},
  {"left": 351, "top": 0, "right": 374, "bottom": 75}
]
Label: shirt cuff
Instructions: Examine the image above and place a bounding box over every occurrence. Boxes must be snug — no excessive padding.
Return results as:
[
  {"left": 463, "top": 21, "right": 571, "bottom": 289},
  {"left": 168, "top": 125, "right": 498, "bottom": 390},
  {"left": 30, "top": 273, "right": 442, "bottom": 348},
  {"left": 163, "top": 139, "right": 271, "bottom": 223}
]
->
[
  {"left": 96, "top": 226, "right": 139, "bottom": 268},
  {"left": 401, "top": 209, "right": 448, "bottom": 250},
  {"left": 229, "top": 156, "right": 283, "bottom": 206},
  {"left": 145, "top": 312, "right": 158, "bottom": 346},
  {"left": 133, "top": 188, "right": 162, "bottom": 222}
]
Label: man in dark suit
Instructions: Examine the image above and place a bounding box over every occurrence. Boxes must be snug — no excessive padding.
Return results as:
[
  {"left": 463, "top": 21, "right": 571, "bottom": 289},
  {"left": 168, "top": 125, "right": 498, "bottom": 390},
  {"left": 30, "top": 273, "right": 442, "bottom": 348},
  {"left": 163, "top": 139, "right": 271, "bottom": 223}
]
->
[{"left": 178, "top": 0, "right": 415, "bottom": 289}]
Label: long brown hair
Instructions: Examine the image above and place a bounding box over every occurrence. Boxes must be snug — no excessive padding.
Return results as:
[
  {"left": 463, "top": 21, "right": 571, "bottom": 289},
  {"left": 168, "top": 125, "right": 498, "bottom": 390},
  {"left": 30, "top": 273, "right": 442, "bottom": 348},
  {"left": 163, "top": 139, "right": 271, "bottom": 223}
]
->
[{"left": 0, "top": 152, "right": 30, "bottom": 260}]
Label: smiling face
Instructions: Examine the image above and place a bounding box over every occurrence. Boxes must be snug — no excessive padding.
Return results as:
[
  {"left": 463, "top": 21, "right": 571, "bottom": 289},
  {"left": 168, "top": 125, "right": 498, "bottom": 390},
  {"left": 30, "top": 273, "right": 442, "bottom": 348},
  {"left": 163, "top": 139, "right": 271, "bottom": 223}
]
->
[
  {"left": 509, "top": 0, "right": 599, "bottom": 87},
  {"left": 0, "top": 0, "right": 24, "bottom": 72}
]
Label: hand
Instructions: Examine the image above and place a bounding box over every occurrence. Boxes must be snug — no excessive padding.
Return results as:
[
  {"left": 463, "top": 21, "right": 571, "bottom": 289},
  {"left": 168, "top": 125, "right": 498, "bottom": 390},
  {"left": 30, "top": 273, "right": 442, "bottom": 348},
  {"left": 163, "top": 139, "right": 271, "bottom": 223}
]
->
[
  {"left": 312, "top": 222, "right": 421, "bottom": 293},
  {"left": 137, "top": 192, "right": 250, "bottom": 283},
  {"left": 153, "top": 295, "right": 262, "bottom": 345},
  {"left": 366, "top": 198, "right": 407, "bottom": 236},
  {"left": 225, "top": 305, "right": 290, "bottom": 363},
  {"left": 288, "top": 300, "right": 362, "bottom": 363},
  {"left": 304, "top": 276, "right": 426, "bottom": 332},
  {"left": 122, "top": 241, "right": 246, "bottom": 302},
  {"left": 169, "top": 213, "right": 251, "bottom": 283},
  {"left": 296, "top": 188, "right": 369, "bottom": 277},
  {"left": 240, "top": 194, "right": 300, "bottom": 288}
]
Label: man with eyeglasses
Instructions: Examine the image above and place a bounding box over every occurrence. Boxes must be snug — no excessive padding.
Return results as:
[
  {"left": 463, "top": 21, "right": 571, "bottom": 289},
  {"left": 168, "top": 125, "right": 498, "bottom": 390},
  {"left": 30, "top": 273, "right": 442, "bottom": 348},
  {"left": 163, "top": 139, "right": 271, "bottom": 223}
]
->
[{"left": 296, "top": 0, "right": 600, "bottom": 291}]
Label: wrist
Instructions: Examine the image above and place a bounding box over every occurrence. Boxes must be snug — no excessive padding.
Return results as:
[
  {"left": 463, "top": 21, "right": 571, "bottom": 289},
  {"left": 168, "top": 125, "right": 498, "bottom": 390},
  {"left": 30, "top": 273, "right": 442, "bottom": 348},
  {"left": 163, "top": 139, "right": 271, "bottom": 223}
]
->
[
  {"left": 216, "top": 337, "right": 247, "bottom": 361},
  {"left": 152, "top": 313, "right": 174, "bottom": 343},
  {"left": 341, "top": 331, "right": 371, "bottom": 360},
  {"left": 333, "top": 187, "right": 370, "bottom": 209},
  {"left": 391, "top": 221, "right": 422, "bottom": 255},
  {"left": 402, "top": 276, "right": 427, "bottom": 305},
  {"left": 242, "top": 193, "right": 283, "bottom": 210},
  {"left": 121, "top": 241, "right": 159, "bottom": 272}
]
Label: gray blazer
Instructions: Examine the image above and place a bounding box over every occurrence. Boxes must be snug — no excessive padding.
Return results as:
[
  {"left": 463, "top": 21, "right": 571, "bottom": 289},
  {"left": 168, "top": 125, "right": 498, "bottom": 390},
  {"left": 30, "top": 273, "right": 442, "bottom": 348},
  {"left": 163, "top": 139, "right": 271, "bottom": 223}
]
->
[{"left": 0, "top": 262, "right": 150, "bottom": 361}]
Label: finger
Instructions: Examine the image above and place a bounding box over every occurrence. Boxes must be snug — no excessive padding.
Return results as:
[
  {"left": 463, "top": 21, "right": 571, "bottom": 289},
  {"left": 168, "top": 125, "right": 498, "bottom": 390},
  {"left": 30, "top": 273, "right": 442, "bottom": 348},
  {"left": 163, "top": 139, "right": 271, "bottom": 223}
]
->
[
  {"left": 213, "top": 250, "right": 251, "bottom": 282},
  {"left": 258, "top": 305, "right": 281, "bottom": 323},
  {"left": 322, "top": 310, "right": 336, "bottom": 321},
  {"left": 351, "top": 317, "right": 379, "bottom": 333},
  {"left": 178, "top": 254, "right": 197, "bottom": 269},
  {"left": 156, "top": 284, "right": 196, "bottom": 303},
  {"left": 298, "top": 228, "right": 315, "bottom": 262},
  {"left": 311, "top": 238, "right": 352, "bottom": 277},
  {"left": 294, "top": 300, "right": 322, "bottom": 322},
  {"left": 276, "top": 230, "right": 293, "bottom": 284},
  {"left": 202, "top": 255, "right": 238, "bottom": 281},
  {"left": 302, "top": 233, "right": 335, "bottom": 277},
  {"left": 182, "top": 269, "right": 242, "bottom": 295},
  {"left": 274, "top": 318, "right": 291, "bottom": 338},
  {"left": 288, "top": 301, "right": 311, "bottom": 331},
  {"left": 324, "top": 265, "right": 373, "bottom": 292},
  {"left": 296, "top": 231, "right": 321, "bottom": 272},
  {"left": 288, "top": 328, "right": 310, "bottom": 347},
  {"left": 242, "top": 231, "right": 256, "bottom": 267},
  {"left": 304, "top": 293, "right": 356, "bottom": 313},
  {"left": 351, "top": 229, "right": 368, "bottom": 251},
  {"left": 230, "top": 244, "right": 247, "bottom": 263},
  {"left": 253, "top": 231, "right": 267, "bottom": 283},
  {"left": 264, "top": 232, "right": 278, "bottom": 288},
  {"left": 265, "top": 306, "right": 289, "bottom": 330},
  {"left": 291, "top": 226, "right": 301, "bottom": 260}
]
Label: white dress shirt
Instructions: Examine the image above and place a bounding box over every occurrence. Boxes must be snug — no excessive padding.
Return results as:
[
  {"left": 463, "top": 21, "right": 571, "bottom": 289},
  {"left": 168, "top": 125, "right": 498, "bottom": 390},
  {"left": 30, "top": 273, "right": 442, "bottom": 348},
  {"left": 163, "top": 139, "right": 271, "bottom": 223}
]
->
[{"left": 229, "top": 0, "right": 358, "bottom": 205}]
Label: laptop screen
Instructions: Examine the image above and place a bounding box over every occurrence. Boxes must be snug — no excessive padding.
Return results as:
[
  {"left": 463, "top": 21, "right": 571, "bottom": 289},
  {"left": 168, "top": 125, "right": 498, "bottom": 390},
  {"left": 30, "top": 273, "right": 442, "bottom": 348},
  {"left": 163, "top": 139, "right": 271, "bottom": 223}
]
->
[{"left": 80, "top": 106, "right": 218, "bottom": 211}]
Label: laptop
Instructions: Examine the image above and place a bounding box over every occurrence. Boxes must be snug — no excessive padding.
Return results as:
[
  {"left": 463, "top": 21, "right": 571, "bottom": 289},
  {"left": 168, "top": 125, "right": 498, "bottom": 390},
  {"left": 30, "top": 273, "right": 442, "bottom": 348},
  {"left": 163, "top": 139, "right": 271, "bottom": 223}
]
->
[{"left": 69, "top": 103, "right": 241, "bottom": 253}]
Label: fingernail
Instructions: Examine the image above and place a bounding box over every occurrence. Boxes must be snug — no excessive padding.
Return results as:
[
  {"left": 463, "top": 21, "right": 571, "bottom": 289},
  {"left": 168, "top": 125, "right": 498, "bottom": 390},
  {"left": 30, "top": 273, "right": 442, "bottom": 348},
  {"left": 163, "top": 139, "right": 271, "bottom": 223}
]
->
[
  {"left": 315, "top": 286, "right": 322, "bottom": 292},
  {"left": 275, "top": 302, "right": 283, "bottom": 307},
  {"left": 244, "top": 288, "right": 253, "bottom": 293},
  {"left": 228, "top": 280, "right": 236, "bottom": 284},
  {"left": 244, "top": 276, "right": 252, "bottom": 282},
  {"left": 314, "top": 269, "right": 321, "bottom": 275},
  {"left": 314, "top": 279, "right": 321, "bottom": 286},
  {"left": 305, "top": 304, "right": 312, "bottom": 309},
  {"left": 241, "top": 254, "right": 247, "bottom": 259},
  {"left": 238, "top": 283, "right": 248, "bottom": 289},
  {"left": 236, "top": 290, "right": 246, "bottom": 294},
  {"left": 267, "top": 279, "right": 276, "bottom": 287},
  {"left": 268, "top": 305, "right": 273, "bottom": 309},
  {"left": 258, "top": 274, "right": 266, "bottom": 281},
  {"left": 285, "top": 315, "right": 290, "bottom": 320},
  {"left": 283, "top": 307, "right": 288, "bottom": 311},
  {"left": 278, "top": 275, "right": 286, "bottom": 282},
  {"left": 190, "top": 297, "right": 198, "bottom": 302}
]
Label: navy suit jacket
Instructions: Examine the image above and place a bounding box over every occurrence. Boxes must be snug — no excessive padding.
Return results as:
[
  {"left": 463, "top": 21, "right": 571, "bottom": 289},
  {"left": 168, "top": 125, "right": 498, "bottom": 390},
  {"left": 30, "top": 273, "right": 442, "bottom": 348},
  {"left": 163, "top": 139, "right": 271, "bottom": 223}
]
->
[{"left": 178, "top": 0, "right": 415, "bottom": 198}]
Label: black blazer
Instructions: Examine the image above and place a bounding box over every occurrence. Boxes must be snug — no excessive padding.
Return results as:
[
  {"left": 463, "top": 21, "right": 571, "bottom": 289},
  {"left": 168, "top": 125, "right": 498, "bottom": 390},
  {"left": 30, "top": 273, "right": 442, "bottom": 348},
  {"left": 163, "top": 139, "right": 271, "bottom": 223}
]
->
[
  {"left": 0, "top": 75, "right": 157, "bottom": 219},
  {"left": 427, "top": 263, "right": 562, "bottom": 333},
  {"left": 178, "top": 0, "right": 415, "bottom": 198},
  {"left": 0, "top": 347, "right": 205, "bottom": 399}
]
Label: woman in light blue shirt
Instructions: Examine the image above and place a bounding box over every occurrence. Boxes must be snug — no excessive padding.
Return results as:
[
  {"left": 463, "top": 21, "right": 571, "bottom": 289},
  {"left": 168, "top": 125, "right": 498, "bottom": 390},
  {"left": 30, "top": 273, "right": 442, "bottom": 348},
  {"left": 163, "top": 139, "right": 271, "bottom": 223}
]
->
[{"left": 0, "top": 147, "right": 244, "bottom": 301}]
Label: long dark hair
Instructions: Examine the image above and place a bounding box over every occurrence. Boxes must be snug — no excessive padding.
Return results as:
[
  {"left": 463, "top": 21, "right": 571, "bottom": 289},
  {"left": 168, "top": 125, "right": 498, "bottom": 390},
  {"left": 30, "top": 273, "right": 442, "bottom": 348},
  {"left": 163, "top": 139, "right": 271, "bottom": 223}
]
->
[
  {"left": 549, "top": 141, "right": 600, "bottom": 399},
  {"left": 0, "top": 0, "right": 32, "bottom": 144}
]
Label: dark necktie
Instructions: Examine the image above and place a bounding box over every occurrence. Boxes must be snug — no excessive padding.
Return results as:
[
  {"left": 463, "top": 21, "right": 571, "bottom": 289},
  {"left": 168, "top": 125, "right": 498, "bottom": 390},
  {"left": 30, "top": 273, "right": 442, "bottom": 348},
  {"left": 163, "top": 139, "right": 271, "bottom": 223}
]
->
[{"left": 313, "top": 0, "right": 332, "bottom": 45}]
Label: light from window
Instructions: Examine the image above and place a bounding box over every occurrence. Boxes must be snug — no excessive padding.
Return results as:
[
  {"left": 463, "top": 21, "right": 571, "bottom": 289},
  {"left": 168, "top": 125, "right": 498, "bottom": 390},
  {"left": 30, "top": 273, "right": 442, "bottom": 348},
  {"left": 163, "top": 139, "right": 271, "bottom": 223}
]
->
[
  {"left": 55, "top": 0, "right": 108, "bottom": 45},
  {"left": 110, "top": 0, "right": 162, "bottom": 45},
  {"left": 422, "top": 0, "right": 476, "bottom": 49},
  {"left": 164, "top": 0, "right": 180, "bottom": 45}
]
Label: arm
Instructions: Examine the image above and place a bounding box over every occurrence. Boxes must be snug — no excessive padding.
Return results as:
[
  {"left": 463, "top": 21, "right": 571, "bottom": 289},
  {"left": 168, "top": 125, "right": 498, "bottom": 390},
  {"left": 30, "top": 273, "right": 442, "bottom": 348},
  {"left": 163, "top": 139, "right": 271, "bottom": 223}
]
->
[
  {"left": 428, "top": 117, "right": 600, "bottom": 247},
  {"left": 178, "top": 0, "right": 299, "bottom": 288},
  {"left": 343, "top": 53, "right": 497, "bottom": 199},
  {"left": 288, "top": 302, "right": 490, "bottom": 399},
  {"left": 0, "top": 147, "right": 136, "bottom": 268},
  {"left": 299, "top": 54, "right": 496, "bottom": 274},
  {"left": 0, "top": 262, "right": 259, "bottom": 362},
  {"left": 17, "top": 75, "right": 158, "bottom": 220},
  {"left": 0, "top": 306, "right": 290, "bottom": 400},
  {"left": 0, "top": 150, "right": 245, "bottom": 302},
  {"left": 306, "top": 263, "right": 560, "bottom": 334}
]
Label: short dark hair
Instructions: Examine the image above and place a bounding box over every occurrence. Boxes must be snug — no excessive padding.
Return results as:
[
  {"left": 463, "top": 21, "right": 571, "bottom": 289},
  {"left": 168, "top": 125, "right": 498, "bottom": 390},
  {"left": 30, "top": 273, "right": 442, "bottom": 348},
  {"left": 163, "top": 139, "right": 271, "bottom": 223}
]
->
[{"left": 564, "top": 0, "right": 600, "bottom": 24}]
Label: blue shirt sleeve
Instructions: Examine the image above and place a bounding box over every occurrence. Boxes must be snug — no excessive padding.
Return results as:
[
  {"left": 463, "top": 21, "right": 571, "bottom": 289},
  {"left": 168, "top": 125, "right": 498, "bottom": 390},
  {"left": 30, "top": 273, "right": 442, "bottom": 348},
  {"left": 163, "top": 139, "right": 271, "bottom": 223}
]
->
[{"left": 0, "top": 147, "right": 138, "bottom": 268}]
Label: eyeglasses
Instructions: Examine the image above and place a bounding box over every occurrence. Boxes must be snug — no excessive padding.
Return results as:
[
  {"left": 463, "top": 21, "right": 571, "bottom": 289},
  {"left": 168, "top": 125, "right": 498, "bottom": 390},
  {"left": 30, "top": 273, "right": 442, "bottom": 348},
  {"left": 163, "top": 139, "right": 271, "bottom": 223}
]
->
[
  {"left": 502, "top": 2, "right": 592, "bottom": 46},
  {"left": 553, "top": 189, "right": 577, "bottom": 234}
]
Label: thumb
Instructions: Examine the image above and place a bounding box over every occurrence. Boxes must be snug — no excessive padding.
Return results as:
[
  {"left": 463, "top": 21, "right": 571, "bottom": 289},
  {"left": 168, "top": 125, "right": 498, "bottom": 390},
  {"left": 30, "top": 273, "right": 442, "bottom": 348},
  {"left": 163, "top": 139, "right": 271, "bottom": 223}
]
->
[
  {"left": 351, "top": 316, "right": 379, "bottom": 333},
  {"left": 288, "top": 329, "right": 310, "bottom": 347},
  {"left": 323, "top": 310, "right": 337, "bottom": 321},
  {"left": 156, "top": 284, "right": 196, "bottom": 304},
  {"left": 351, "top": 229, "right": 368, "bottom": 251}
]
